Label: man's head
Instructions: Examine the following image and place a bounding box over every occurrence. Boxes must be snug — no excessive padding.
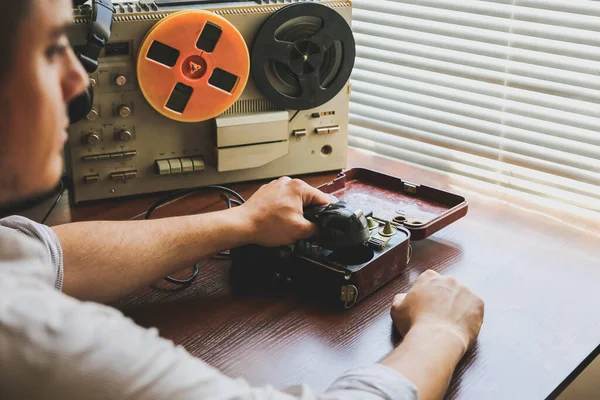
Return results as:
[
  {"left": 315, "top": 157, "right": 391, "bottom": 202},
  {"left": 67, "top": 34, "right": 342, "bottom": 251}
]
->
[{"left": 0, "top": 0, "right": 89, "bottom": 206}]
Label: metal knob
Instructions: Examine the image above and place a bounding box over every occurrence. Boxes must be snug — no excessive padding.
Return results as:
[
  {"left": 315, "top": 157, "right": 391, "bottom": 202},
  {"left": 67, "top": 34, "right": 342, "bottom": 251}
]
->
[
  {"left": 86, "top": 132, "right": 101, "bottom": 145},
  {"left": 115, "top": 75, "right": 127, "bottom": 86},
  {"left": 86, "top": 109, "right": 99, "bottom": 121},
  {"left": 118, "top": 105, "right": 131, "bottom": 118},
  {"left": 118, "top": 130, "right": 133, "bottom": 141}
]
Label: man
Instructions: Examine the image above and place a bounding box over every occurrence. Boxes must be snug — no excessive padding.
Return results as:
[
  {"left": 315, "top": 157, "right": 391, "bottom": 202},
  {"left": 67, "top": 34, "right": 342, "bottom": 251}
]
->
[{"left": 0, "top": 1, "right": 485, "bottom": 399}]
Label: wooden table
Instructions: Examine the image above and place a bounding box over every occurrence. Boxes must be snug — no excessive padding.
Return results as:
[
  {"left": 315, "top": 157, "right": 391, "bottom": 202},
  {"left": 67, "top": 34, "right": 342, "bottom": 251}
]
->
[{"left": 13, "top": 148, "right": 600, "bottom": 400}]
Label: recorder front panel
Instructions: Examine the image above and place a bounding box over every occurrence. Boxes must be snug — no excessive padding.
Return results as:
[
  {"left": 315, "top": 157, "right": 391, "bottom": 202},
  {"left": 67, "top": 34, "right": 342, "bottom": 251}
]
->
[{"left": 67, "top": 1, "right": 354, "bottom": 203}]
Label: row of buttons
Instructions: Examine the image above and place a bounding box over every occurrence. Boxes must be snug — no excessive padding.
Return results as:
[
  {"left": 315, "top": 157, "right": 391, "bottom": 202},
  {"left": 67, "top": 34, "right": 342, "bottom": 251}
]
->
[
  {"left": 83, "top": 170, "right": 138, "bottom": 183},
  {"left": 110, "top": 170, "right": 139, "bottom": 181},
  {"left": 155, "top": 157, "right": 205, "bottom": 176},
  {"left": 82, "top": 150, "right": 137, "bottom": 162}
]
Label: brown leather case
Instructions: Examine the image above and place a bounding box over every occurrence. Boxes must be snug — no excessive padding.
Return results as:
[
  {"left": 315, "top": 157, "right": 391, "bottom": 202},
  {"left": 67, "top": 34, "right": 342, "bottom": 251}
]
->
[{"left": 230, "top": 168, "right": 468, "bottom": 308}]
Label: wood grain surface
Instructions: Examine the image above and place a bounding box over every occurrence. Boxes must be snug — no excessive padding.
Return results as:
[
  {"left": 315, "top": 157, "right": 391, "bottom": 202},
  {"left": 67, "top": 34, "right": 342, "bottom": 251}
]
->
[{"left": 11, "top": 148, "right": 600, "bottom": 400}]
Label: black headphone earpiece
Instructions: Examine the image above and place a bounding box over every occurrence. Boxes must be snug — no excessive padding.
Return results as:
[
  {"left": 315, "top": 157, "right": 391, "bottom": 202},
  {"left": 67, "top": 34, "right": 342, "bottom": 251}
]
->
[
  {"left": 68, "top": 0, "right": 114, "bottom": 124},
  {"left": 68, "top": 85, "right": 94, "bottom": 124}
]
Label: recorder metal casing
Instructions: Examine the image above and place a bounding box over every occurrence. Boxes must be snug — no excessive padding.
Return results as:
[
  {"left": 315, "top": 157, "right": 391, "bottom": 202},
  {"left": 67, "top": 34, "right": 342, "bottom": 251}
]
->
[{"left": 66, "top": 1, "right": 354, "bottom": 203}]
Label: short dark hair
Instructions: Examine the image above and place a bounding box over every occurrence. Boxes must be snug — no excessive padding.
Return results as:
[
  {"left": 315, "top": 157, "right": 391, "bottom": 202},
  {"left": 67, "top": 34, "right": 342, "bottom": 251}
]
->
[{"left": 0, "top": 1, "right": 32, "bottom": 85}]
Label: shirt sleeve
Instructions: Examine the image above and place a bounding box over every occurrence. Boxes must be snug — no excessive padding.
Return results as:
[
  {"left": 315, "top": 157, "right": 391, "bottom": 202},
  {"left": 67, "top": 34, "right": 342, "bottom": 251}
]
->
[
  {"left": 0, "top": 215, "right": 63, "bottom": 290},
  {"left": 0, "top": 216, "right": 418, "bottom": 400}
]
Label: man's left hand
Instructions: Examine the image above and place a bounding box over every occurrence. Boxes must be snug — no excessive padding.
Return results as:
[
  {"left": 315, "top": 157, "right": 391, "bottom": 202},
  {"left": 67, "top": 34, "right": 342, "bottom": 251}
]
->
[{"left": 237, "top": 176, "right": 330, "bottom": 247}]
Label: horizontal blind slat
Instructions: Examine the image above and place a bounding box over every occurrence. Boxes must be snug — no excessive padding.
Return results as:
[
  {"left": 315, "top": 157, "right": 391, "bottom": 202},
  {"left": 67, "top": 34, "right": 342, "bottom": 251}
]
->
[
  {"left": 508, "top": 0, "right": 600, "bottom": 17},
  {"left": 349, "top": 123, "right": 600, "bottom": 200},
  {"left": 354, "top": 8, "right": 600, "bottom": 61},
  {"left": 353, "top": 59, "right": 600, "bottom": 118},
  {"left": 357, "top": 46, "right": 600, "bottom": 104},
  {"left": 382, "top": 0, "right": 600, "bottom": 30},
  {"left": 349, "top": 99, "right": 600, "bottom": 182},
  {"left": 351, "top": 68, "right": 600, "bottom": 137},
  {"left": 356, "top": 34, "right": 600, "bottom": 91},
  {"left": 354, "top": 21, "right": 600, "bottom": 75},
  {"left": 350, "top": 112, "right": 600, "bottom": 189},
  {"left": 349, "top": 133, "right": 600, "bottom": 212},
  {"left": 351, "top": 79, "right": 600, "bottom": 149},
  {"left": 353, "top": 0, "right": 600, "bottom": 46}
]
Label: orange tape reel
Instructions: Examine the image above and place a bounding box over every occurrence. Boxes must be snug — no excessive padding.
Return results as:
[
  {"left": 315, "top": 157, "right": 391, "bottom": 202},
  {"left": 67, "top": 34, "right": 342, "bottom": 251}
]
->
[{"left": 137, "top": 11, "right": 250, "bottom": 122}]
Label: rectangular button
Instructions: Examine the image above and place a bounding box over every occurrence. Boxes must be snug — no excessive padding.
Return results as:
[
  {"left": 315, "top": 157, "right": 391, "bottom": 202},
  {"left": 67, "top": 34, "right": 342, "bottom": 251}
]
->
[
  {"left": 180, "top": 157, "right": 194, "bottom": 173},
  {"left": 82, "top": 155, "right": 97, "bottom": 161},
  {"left": 84, "top": 174, "right": 100, "bottom": 183},
  {"left": 110, "top": 172, "right": 125, "bottom": 181},
  {"left": 123, "top": 170, "right": 138, "bottom": 179},
  {"left": 168, "top": 158, "right": 182, "bottom": 174},
  {"left": 191, "top": 157, "right": 205, "bottom": 171},
  {"left": 96, "top": 154, "right": 110, "bottom": 161},
  {"left": 110, "top": 152, "right": 124, "bottom": 159},
  {"left": 123, "top": 150, "right": 137, "bottom": 157},
  {"left": 292, "top": 129, "right": 307, "bottom": 137},
  {"left": 155, "top": 160, "right": 170, "bottom": 176}
]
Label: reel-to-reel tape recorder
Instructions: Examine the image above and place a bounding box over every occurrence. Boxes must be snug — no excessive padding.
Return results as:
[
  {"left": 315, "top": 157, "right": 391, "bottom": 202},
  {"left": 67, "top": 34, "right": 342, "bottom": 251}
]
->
[{"left": 66, "top": 0, "right": 356, "bottom": 203}]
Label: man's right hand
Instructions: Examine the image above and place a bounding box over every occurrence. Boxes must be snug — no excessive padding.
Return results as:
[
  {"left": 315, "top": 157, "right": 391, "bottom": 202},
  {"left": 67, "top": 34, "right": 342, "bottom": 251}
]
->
[{"left": 390, "top": 270, "right": 485, "bottom": 356}]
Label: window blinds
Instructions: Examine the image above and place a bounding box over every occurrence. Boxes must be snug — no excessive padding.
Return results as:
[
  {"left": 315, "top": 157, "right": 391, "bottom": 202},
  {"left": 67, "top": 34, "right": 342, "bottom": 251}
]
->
[{"left": 349, "top": 0, "right": 600, "bottom": 213}]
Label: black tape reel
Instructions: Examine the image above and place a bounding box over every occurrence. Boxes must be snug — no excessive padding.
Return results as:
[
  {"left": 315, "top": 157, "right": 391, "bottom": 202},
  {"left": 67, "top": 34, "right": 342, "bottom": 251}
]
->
[{"left": 251, "top": 3, "right": 356, "bottom": 110}]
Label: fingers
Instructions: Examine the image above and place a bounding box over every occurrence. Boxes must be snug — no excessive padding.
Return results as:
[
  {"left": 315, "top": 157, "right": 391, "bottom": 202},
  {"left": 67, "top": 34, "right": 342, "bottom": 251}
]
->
[
  {"left": 392, "top": 293, "right": 406, "bottom": 308},
  {"left": 293, "top": 216, "right": 319, "bottom": 238},
  {"left": 292, "top": 179, "right": 330, "bottom": 206},
  {"left": 422, "top": 269, "right": 439, "bottom": 279},
  {"left": 413, "top": 269, "right": 439, "bottom": 287},
  {"left": 270, "top": 177, "right": 331, "bottom": 206}
]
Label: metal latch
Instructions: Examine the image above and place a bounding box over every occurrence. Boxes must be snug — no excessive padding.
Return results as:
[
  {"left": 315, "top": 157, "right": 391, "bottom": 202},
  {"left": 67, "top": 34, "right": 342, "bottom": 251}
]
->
[
  {"left": 403, "top": 182, "right": 418, "bottom": 194},
  {"left": 341, "top": 285, "right": 359, "bottom": 308}
]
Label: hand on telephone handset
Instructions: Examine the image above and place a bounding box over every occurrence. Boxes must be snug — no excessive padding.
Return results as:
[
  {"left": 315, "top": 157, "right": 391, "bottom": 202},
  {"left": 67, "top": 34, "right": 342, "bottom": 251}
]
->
[
  {"left": 238, "top": 177, "right": 331, "bottom": 247},
  {"left": 303, "top": 201, "right": 371, "bottom": 249}
]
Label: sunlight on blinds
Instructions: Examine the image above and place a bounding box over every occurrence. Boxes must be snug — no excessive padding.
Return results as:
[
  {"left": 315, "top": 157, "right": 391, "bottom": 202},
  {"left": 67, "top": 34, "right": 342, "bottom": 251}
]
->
[{"left": 349, "top": 0, "right": 600, "bottom": 213}]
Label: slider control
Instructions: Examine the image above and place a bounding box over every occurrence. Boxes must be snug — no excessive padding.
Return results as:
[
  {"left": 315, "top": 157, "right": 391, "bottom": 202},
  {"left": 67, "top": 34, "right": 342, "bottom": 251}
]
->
[{"left": 314, "top": 125, "right": 340, "bottom": 135}]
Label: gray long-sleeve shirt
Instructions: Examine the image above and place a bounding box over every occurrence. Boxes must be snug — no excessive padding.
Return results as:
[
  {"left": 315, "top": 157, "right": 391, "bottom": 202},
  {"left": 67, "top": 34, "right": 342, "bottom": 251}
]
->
[{"left": 0, "top": 216, "right": 418, "bottom": 400}]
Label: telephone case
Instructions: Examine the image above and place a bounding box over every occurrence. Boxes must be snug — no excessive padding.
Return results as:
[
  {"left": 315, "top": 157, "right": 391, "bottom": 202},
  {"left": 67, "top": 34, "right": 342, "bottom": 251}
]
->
[{"left": 230, "top": 168, "right": 468, "bottom": 308}]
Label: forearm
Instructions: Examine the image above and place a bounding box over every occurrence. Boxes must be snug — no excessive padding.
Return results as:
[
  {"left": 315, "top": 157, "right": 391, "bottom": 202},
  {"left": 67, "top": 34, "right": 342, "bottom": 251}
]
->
[
  {"left": 380, "top": 324, "right": 466, "bottom": 400},
  {"left": 52, "top": 206, "right": 251, "bottom": 302}
]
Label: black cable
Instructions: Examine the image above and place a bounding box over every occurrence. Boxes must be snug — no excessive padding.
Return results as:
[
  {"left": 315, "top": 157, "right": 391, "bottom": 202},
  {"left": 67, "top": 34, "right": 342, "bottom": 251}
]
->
[
  {"left": 144, "top": 185, "right": 246, "bottom": 285},
  {"left": 219, "top": 193, "right": 243, "bottom": 210},
  {"left": 144, "top": 185, "right": 245, "bottom": 220},
  {"left": 41, "top": 180, "right": 65, "bottom": 225},
  {"left": 289, "top": 110, "right": 301, "bottom": 123},
  {"left": 164, "top": 263, "right": 201, "bottom": 285}
]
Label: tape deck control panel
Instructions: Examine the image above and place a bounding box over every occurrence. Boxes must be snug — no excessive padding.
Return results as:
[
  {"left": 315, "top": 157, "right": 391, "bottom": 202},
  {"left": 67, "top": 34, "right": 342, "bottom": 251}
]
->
[{"left": 66, "top": 0, "right": 356, "bottom": 203}]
